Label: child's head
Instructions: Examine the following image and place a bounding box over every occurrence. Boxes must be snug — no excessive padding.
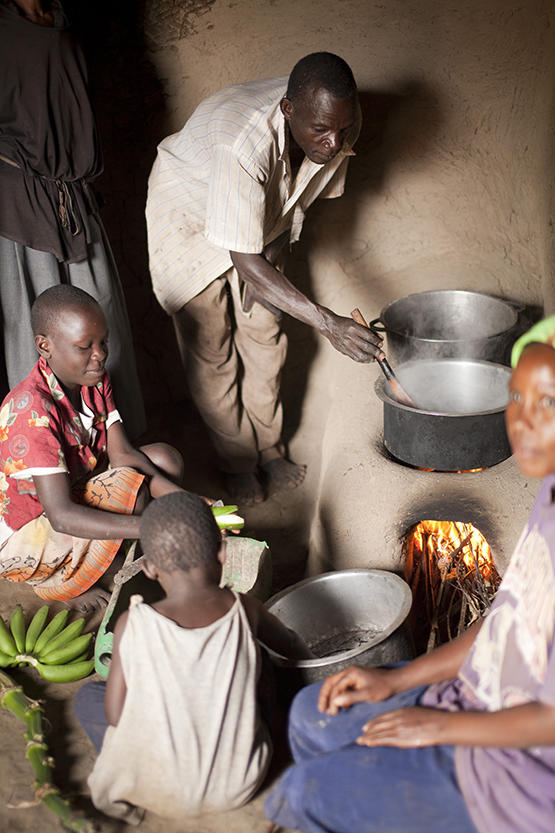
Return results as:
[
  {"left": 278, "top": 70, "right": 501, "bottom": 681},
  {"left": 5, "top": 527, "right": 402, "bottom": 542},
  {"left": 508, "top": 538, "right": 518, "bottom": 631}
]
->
[
  {"left": 32, "top": 286, "right": 108, "bottom": 389},
  {"left": 506, "top": 315, "right": 555, "bottom": 479},
  {"left": 140, "top": 491, "right": 223, "bottom": 576}
]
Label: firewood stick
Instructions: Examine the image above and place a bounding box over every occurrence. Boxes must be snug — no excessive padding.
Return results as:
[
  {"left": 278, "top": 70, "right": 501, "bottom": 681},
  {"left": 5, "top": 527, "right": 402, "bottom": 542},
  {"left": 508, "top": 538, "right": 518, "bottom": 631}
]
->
[{"left": 457, "top": 593, "right": 468, "bottom": 637}]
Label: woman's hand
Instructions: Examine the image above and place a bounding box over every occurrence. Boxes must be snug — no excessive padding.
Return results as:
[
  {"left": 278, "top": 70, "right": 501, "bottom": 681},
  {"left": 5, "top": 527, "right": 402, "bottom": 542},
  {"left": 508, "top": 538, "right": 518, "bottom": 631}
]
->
[
  {"left": 318, "top": 665, "right": 399, "bottom": 715},
  {"left": 357, "top": 706, "right": 451, "bottom": 748}
]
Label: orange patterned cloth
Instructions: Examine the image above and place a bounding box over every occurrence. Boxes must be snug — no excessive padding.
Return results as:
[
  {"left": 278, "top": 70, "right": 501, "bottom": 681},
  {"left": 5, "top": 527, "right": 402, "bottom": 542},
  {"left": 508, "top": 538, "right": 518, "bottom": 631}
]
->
[{"left": 0, "top": 466, "right": 144, "bottom": 601}]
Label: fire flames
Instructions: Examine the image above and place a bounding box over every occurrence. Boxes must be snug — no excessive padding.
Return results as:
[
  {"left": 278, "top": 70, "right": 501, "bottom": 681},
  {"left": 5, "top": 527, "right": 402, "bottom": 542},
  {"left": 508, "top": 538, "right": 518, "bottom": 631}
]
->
[{"left": 404, "top": 520, "right": 501, "bottom": 652}]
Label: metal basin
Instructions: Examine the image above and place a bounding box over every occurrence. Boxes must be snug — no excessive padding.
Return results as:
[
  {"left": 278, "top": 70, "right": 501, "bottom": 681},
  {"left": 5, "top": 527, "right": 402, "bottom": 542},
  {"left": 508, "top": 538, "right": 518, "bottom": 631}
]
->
[
  {"left": 265, "top": 569, "right": 413, "bottom": 683},
  {"left": 370, "top": 290, "right": 518, "bottom": 365},
  {"left": 375, "top": 358, "right": 512, "bottom": 470}
]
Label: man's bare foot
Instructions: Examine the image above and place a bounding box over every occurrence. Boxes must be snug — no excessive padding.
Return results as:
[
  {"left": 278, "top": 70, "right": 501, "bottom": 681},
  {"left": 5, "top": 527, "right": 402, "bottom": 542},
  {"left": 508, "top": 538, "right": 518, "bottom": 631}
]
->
[
  {"left": 260, "top": 457, "right": 307, "bottom": 496},
  {"left": 223, "top": 471, "right": 264, "bottom": 506},
  {"left": 65, "top": 587, "right": 111, "bottom": 613}
]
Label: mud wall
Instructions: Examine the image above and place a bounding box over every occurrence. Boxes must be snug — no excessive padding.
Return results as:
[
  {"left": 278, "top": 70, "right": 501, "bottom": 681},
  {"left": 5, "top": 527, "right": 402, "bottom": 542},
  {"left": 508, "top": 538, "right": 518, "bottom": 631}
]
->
[{"left": 79, "top": 0, "right": 554, "bottom": 572}]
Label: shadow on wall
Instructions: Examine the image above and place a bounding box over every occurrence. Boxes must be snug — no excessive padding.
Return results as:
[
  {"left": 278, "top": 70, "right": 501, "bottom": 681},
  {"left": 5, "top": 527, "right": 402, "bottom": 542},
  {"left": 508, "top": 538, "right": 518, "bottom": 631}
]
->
[
  {"left": 297, "top": 79, "right": 444, "bottom": 305},
  {"left": 65, "top": 0, "right": 186, "bottom": 410}
]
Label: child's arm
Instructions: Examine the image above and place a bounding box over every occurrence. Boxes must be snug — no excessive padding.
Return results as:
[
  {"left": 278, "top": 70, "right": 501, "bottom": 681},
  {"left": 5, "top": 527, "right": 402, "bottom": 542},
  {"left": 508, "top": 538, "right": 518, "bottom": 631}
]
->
[
  {"left": 106, "top": 422, "right": 182, "bottom": 498},
  {"left": 104, "top": 611, "right": 129, "bottom": 726},
  {"left": 319, "top": 619, "right": 483, "bottom": 714},
  {"left": 33, "top": 471, "right": 142, "bottom": 539},
  {"left": 356, "top": 700, "right": 555, "bottom": 749},
  {"left": 240, "top": 593, "right": 314, "bottom": 659}
]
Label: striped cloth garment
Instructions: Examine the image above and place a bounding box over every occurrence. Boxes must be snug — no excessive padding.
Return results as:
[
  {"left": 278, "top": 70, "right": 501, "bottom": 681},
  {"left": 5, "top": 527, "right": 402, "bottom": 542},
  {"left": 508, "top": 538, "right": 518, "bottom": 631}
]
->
[{"left": 145, "top": 75, "right": 359, "bottom": 315}]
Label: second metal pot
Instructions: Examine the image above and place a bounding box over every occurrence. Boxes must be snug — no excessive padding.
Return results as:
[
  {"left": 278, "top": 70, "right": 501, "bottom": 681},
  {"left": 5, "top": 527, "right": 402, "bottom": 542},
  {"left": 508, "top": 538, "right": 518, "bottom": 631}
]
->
[
  {"left": 370, "top": 290, "right": 519, "bottom": 365},
  {"left": 375, "top": 358, "right": 512, "bottom": 470}
]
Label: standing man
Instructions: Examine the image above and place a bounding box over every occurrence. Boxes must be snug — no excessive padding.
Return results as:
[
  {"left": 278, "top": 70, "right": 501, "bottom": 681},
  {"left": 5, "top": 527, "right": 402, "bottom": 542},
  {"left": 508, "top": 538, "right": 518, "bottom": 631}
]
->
[{"left": 146, "top": 52, "right": 381, "bottom": 505}]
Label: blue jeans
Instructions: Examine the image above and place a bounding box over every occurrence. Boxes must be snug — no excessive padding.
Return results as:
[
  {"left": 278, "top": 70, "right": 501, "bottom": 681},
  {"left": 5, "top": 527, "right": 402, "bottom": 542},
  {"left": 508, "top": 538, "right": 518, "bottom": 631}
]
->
[
  {"left": 265, "top": 681, "right": 478, "bottom": 833},
  {"left": 73, "top": 680, "right": 108, "bottom": 753}
]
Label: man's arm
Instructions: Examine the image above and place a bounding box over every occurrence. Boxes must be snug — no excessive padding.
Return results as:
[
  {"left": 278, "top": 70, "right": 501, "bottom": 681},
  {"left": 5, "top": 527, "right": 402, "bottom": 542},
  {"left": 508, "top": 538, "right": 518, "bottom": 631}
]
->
[{"left": 230, "top": 249, "right": 382, "bottom": 362}]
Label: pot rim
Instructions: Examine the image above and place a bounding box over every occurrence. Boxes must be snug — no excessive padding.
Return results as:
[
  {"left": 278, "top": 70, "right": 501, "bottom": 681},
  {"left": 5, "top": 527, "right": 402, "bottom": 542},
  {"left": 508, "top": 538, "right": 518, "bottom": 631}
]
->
[
  {"left": 379, "top": 289, "right": 518, "bottom": 343},
  {"left": 374, "top": 357, "right": 511, "bottom": 417},
  {"left": 264, "top": 569, "right": 412, "bottom": 670}
]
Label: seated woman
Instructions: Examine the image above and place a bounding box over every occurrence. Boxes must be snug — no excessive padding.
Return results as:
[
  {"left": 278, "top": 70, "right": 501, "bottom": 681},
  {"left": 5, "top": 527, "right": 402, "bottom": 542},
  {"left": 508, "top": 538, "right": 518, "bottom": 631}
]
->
[
  {"left": 0, "top": 285, "right": 185, "bottom": 610},
  {"left": 265, "top": 316, "right": 555, "bottom": 833}
]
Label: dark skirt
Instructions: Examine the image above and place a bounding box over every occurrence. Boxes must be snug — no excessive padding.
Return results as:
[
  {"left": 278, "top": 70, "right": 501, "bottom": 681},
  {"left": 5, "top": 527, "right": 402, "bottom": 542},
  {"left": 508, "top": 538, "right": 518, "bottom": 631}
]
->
[{"left": 0, "top": 213, "right": 146, "bottom": 439}]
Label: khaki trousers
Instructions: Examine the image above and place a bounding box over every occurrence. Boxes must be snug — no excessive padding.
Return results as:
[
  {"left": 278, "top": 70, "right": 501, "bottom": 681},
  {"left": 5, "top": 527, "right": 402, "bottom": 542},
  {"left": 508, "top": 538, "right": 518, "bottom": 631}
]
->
[{"left": 173, "top": 270, "right": 288, "bottom": 473}]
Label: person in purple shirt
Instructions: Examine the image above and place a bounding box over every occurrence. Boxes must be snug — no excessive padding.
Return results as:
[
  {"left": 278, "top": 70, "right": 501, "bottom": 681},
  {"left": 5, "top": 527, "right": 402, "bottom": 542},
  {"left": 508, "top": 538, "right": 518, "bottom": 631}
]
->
[{"left": 265, "top": 316, "right": 555, "bottom": 833}]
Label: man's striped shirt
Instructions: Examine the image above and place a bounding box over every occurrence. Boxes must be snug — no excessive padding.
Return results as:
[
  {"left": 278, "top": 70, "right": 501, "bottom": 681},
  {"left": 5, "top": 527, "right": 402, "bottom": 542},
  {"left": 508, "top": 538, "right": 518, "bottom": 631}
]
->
[{"left": 146, "top": 76, "right": 359, "bottom": 314}]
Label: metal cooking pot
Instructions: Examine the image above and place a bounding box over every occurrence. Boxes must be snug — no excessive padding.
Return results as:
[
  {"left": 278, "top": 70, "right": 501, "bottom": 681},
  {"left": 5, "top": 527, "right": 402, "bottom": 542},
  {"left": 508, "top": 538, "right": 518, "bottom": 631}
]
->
[
  {"left": 265, "top": 569, "right": 413, "bottom": 683},
  {"left": 370, "top": 290, "right": 519, "bottom": 365},
  {"left": 375, "top": 358, "right": 512, "bottom": 470}
]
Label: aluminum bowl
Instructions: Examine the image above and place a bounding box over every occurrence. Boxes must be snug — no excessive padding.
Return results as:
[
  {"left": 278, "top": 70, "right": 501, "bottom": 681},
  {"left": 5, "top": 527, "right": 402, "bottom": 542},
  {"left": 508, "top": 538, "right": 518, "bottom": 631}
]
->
[
  {"left": 374, "top": 358, "right": 512, "bottom": 470},
  {"left": 371, "top": 290, "right": 519, "bottom": 365},
  {"left": 265, "top": 569, "right": 413, "bottom": 682}
]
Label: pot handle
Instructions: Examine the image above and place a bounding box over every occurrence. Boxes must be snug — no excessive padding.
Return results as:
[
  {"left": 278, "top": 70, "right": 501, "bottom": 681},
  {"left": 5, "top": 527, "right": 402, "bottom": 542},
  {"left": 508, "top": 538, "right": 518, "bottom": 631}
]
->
[{"left": 368, "top": 317, "right": 387, "bottom": 333}]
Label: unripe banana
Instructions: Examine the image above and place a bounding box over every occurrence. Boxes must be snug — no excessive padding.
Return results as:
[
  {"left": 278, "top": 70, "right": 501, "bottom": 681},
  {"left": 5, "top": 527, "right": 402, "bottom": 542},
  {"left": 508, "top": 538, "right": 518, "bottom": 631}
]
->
[
  {"left": 36, "top": 618, "right": 85, "bottom": 659},
  {"left": 212, "top": 504, "right": 245, "bottom": 530},
  {"left": 211, "top": 504, "right": 239, "bottom": 516},
  {"left": 71, "top": 651, "right": 90, "bottom": 663},
  {"left": 24, "top": 604, "right": 50, "bottom": 653},
  {"left": 40, "top": 632, "right": 93, "bottom": 665},
  {"left": 9, "top": 605, "right": 26, "bottom": 654},
  {"left": 36, "top": 658, "right": 95, "bottom": 683},
  {"left": 0, "top": 616, "right": 17, "bottom": 657},
  {"left": 0, "top": 647, "right": 16, "bottom": 667},
  {"left": 33, "top": 608, "right": 69, "bottom": 656}
]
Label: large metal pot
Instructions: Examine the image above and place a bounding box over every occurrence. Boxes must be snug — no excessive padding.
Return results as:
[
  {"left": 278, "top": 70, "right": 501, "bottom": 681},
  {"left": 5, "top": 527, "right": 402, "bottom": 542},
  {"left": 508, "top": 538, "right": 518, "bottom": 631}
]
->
[
  {"left": 265, "top": 569, "right": 413, "bottom": 683},
  {"left": 375, "top": 358, "right": 512, "bottom": 470},
  {"left": 370, "top": 290, "right": 518, "bottom": 365}
]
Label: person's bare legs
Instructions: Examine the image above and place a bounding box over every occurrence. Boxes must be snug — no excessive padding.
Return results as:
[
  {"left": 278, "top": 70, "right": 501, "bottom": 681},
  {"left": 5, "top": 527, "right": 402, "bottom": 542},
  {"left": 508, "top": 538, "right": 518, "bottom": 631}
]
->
[
  {"left": 65, "top": 586, "right": 111, "bottom": 613},
  {"left": 140, "top": 442, "right": 184, "bottom": 485},
  {"left": 220, "top": 471, "right": 263, "bottom": 505},
  {"left": 259, "top": 446, "right": 307, "bottom": 495}
]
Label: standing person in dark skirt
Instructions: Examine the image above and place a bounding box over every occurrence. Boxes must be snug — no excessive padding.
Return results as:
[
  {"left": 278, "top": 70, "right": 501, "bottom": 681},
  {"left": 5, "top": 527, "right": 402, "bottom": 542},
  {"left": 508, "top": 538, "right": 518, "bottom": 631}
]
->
[{"left": 0, "top": 0, "right": 145, "bottom": 439}]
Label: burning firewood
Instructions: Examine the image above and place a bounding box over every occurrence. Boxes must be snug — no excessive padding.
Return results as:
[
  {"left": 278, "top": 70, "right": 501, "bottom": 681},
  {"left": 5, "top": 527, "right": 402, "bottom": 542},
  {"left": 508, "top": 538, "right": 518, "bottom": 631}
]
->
[{"left": 403, "top": 520, "right": 501, "bottom": 653}]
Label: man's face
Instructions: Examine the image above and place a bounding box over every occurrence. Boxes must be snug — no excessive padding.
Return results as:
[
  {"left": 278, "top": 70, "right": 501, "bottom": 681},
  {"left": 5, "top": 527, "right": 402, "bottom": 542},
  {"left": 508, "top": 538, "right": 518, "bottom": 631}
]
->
[
  {"left": 280, "top": 85, "right": 357, "bottom": 165},
  {"left": 506, "top": 343, "right": 555, "bottom": 479},
  {"left": 36, "top": 305, "right": 109, "bottom": 391}
]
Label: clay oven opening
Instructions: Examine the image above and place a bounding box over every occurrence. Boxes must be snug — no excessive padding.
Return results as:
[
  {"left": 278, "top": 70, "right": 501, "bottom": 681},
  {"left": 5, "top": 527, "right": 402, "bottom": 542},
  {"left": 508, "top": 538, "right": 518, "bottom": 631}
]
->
[{"left": 403, "top": 520, "right": 501, "bottom": 655}]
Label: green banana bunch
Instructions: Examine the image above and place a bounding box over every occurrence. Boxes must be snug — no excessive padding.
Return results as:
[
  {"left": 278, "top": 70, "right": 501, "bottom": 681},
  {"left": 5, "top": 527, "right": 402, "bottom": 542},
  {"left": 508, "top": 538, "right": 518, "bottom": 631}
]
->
[{"left": 0, "top": 604, "right": 94, "bottom": 683}]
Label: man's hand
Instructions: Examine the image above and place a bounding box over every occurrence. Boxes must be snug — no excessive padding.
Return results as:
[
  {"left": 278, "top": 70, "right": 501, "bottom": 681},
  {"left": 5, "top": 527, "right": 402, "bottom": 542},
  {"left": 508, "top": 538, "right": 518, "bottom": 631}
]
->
[
  {"left": 318, "top": 665, "right": 398, "bottom": 715},
  {"left": 357, "top": 706, "right": 451, "bottom": 748},
  {"left": 320, "top": 309, "right": 383, "bottom": 361}
]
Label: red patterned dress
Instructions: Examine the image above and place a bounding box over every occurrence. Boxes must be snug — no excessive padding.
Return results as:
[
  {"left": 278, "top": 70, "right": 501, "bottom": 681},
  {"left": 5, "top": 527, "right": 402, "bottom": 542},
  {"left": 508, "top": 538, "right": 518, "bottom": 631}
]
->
[{"left": 0, "top": 357, "right": 144, "bottom": 600}]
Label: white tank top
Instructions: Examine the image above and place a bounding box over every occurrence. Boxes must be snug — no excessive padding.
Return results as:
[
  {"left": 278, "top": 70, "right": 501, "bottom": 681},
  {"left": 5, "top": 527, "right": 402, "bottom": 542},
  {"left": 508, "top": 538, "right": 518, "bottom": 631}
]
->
[{"left": 88, "top": 592, "right": 271, "bottom": 821}]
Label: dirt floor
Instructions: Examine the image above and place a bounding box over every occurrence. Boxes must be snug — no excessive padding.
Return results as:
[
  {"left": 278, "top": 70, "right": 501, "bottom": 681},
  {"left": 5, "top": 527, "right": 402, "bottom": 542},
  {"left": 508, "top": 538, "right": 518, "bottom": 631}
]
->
[{"left": 0, "top": 397, "right": 310, "bottom": 833}]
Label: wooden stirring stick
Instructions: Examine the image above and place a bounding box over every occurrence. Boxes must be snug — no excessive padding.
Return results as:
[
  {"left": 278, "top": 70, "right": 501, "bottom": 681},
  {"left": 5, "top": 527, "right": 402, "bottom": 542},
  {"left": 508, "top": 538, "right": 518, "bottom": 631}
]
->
[{"left": 351, "top": 308, "right": 418, "bottom": 408}]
